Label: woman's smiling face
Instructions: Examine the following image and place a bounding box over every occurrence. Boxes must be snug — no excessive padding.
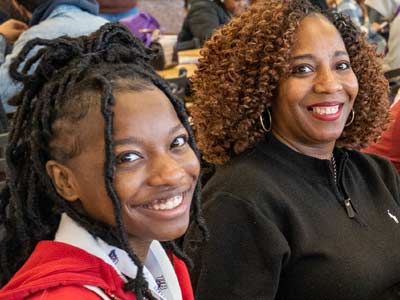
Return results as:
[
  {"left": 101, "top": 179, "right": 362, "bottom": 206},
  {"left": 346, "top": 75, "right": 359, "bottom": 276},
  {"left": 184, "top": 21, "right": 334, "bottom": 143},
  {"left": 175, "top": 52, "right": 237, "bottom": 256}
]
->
[
  {"left": 55, "top": 86, "right": 200, "bottom": 247},
  {"left": 271, "top": 14, "right": 359, "bottom": 153}
]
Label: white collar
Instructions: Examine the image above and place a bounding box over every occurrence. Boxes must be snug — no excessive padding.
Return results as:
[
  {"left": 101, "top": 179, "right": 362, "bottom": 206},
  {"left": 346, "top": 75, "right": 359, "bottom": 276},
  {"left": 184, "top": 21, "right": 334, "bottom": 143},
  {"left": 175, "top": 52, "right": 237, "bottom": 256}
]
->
[{"left": 55, "top": 213, "right": 182, "bottom": 300}]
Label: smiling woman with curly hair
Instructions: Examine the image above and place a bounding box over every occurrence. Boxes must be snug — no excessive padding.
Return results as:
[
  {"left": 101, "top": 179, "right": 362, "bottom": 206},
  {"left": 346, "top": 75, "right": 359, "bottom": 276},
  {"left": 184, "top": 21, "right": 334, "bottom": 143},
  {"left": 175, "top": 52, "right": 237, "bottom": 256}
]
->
[
  {"left": 191, "top": 0, "right": 388, "bottom": 164},
  {"left": 183, "top": 0, "right": 400, "bottom": 299}
]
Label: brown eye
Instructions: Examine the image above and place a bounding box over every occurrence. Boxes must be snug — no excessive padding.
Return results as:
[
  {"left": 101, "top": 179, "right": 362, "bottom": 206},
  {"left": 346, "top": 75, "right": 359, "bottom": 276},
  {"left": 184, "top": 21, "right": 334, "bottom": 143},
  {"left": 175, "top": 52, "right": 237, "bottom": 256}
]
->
[
  {"left": 292, "top": 64, "right": 313, "bottom": 74},
  {"left": 171, "top": 135, "right": 187, "bottom": 148},
  {"left": 336, "top": 62, "right": 350, "bottom": 71},
  {"left": 116, "top": 152, "right": 141, "bottom": 164}
]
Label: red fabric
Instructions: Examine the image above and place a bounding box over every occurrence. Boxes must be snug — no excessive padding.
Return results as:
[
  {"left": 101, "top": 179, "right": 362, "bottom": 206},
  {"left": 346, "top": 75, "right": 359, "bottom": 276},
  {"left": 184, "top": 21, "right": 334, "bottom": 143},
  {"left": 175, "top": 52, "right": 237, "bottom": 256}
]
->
[
  {"left": 170, "top": 255, "right": 194, "bottom": 300},
  {"left": 362, "top": 101, "right": 400, "bottom": 173},
  {"left": 26, "top": 286, "right": 104, "bottom": 300},
  {"left": 0, "top": 241, "right": 194, "bottom": 300}
]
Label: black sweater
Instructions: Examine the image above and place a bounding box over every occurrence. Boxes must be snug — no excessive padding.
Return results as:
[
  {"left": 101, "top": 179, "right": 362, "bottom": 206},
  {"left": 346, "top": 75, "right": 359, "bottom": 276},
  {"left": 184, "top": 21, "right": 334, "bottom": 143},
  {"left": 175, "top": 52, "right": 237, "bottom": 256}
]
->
[
  {"left": 184, "top": 134, "right": 400, "bottom": 300},
  {"left": 178, "top": 0, "right": 230, "bottom": 45}
]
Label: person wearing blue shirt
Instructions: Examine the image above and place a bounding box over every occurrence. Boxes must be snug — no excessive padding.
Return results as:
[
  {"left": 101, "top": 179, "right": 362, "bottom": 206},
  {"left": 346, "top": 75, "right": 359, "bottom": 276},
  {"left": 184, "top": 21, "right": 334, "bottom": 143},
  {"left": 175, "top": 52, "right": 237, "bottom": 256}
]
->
[
  {"left": 335, "top": 0, "right": 387, "bottom": 54},
  {"left": 0, "top": 0, "right": 107, "bottom": 114},
  {"left": 0, "top": 18, "right": 27, "bottom": 65}
]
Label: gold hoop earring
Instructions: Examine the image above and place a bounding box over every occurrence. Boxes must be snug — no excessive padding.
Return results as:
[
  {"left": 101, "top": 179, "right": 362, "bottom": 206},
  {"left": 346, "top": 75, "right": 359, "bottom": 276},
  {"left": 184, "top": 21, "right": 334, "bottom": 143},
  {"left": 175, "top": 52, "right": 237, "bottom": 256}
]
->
[
  {"left": 345, "top": 109, "right": 355, "bottom": 127},
  {"left": 260, "top": 108, "right": 272, "bottom": 133}
]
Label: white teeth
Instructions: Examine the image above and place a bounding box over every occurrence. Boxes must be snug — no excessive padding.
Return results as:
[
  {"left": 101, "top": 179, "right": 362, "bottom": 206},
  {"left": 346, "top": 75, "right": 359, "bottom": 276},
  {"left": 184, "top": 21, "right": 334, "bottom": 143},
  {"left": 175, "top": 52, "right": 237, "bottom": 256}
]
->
[
  {"left": 145, "top": 194, "right": 183, "bottom": 211},
  {"left": 312, "top": 105, "right": 339, "bottom": 115}
]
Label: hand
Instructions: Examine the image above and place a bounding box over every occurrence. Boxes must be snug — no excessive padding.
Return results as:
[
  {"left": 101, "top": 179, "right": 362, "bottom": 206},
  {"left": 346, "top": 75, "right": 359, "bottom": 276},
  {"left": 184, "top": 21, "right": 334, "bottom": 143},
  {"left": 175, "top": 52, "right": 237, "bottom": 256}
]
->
[
  {"left": 0, "top": 19, "right": 28, "bottom": 43},
  {"left": 371, "top": 22, "right": 381, "bottom": 32}
]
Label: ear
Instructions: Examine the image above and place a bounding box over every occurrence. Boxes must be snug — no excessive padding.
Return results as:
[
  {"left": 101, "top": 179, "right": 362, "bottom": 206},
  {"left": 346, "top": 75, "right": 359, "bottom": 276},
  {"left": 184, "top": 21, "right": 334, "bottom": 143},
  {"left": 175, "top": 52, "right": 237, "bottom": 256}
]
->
[{"left": 45, "top": 160, "right": 80, "bottom": 202}]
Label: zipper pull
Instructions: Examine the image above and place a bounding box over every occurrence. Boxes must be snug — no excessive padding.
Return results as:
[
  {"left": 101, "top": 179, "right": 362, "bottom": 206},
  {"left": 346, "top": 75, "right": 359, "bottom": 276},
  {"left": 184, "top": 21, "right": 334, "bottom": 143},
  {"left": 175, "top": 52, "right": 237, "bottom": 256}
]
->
[{"left": 344, "top": 198, "right": 355, "bottom": 218}]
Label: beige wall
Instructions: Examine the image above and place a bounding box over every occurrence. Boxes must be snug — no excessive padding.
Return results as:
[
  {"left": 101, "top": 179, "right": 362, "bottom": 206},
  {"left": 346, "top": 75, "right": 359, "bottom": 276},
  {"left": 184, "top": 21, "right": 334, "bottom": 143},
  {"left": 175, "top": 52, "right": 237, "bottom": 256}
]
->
[{"left": 137, "top": 0, "right": 186, "bottom": 34}]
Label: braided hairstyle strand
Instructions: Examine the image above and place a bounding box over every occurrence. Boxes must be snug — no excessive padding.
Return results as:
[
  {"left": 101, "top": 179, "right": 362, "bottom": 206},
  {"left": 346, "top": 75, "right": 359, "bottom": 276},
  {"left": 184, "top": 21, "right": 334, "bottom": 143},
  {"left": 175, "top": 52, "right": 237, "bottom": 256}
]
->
[{"left": 0, "top": 23, "right": 207, "bottom": 299}]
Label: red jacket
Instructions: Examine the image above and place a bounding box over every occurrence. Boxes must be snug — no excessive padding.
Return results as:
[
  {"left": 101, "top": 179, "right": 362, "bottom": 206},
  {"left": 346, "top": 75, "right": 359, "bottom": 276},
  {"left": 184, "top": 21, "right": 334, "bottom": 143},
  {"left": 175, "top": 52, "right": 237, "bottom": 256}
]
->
[{"left": 0, "top": 241, "right": 194, "bottom": 300}]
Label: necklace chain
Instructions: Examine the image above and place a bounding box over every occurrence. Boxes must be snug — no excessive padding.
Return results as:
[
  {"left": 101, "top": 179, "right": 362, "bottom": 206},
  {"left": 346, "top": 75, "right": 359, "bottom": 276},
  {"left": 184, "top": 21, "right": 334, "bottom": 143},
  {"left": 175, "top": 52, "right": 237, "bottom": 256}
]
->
[{"left": 331, "top": 154, "right": 337, "bottom": 185}]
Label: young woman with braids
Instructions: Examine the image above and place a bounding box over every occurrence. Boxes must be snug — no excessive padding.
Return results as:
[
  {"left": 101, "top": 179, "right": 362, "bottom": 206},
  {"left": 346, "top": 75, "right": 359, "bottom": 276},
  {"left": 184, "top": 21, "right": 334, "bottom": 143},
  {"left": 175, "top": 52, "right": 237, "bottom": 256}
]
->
[
  {"left": 0, "top": 22, "right": 206, "bottom": 300},
  {"left": 183, "top": 0, "right": 400, "bottom": 299}
]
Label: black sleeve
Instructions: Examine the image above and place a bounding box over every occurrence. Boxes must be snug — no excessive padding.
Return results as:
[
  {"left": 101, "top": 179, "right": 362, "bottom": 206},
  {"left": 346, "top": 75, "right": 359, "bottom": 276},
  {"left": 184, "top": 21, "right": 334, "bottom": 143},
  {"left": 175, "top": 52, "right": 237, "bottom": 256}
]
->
[
  {"left": 184, "top": 192, "right": 290, "bottom": 300},
  {"left": 186, "top": 4, "right": 221, "bottom": 45}
]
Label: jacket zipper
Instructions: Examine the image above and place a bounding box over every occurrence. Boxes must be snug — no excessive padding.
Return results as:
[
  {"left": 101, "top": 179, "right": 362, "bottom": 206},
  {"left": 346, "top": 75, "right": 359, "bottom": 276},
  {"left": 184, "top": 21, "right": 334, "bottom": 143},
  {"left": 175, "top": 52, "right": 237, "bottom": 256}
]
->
[
  {"left": 344, "top": 198, "right": 355, "bottom": 218},
  {"left": 332, "top": 154, "right": 355, "bottom": 218}
]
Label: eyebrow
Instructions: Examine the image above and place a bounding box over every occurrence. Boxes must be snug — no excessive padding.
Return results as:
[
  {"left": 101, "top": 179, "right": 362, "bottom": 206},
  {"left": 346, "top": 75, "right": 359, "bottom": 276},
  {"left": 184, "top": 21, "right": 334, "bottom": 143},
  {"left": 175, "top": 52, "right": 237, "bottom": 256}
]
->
[
  {"left": 292, "top": 51, "right": 349, "bottom": 61},
  {"left": 113, "top": 123, "right": 185, "bottom": 146}
]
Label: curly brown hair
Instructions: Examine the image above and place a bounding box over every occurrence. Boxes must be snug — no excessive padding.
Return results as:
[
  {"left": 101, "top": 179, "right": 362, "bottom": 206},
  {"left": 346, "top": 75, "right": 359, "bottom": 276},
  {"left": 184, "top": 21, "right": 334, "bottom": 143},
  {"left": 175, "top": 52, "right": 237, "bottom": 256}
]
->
[{"left": 190, "top": 0, "right": 390, "bottom": 164}]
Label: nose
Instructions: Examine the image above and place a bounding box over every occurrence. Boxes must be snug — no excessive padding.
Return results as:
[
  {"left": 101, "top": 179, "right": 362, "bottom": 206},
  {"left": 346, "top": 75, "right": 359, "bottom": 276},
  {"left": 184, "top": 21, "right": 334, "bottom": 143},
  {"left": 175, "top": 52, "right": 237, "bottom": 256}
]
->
[
  {"left": 313, "top": 67, "right": 343, "bottom": 94},
  {"left": 147, "top": 155, "right": 187, "bottom": 187}
]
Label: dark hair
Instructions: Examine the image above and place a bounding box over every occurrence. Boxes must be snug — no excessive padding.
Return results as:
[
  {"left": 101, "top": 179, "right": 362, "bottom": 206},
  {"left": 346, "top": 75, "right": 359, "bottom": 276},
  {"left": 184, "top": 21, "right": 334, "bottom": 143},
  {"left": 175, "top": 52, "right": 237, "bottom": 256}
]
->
[
  {"left": 0, "top": 10, "right": 8, "bottom": 23},
  {"left": 14, "top": 0, "right": 43, "bottom": 13},
  {"left": 308, "top": 0, "right": 329, "bottom": 10},
  {"left": 0, "top": 22, "right": 207, "bottom": 299},
  {"left": 190, "top": 0, "right": 389, "bottom": 164}
]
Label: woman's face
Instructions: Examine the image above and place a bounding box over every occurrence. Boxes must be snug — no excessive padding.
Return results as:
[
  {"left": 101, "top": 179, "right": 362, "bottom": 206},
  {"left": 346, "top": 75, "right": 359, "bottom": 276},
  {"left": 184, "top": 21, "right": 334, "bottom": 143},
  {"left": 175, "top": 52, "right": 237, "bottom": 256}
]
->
[
  {"left": 271, "top": 14, "right": 359, "bottom": 150},
  {"left": 223, "top": 0, "right": 248, "bottom": 16},
  {"left": 55, "top": 87, "right": 200, "bottom": 245}
]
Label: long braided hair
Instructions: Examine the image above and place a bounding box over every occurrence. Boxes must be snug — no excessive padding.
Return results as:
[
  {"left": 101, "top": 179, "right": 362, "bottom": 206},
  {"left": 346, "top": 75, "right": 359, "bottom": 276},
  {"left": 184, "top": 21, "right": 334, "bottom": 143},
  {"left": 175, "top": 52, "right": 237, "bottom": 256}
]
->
[{"left": 0, "top": 22, "right": 207, "bottom": 299}]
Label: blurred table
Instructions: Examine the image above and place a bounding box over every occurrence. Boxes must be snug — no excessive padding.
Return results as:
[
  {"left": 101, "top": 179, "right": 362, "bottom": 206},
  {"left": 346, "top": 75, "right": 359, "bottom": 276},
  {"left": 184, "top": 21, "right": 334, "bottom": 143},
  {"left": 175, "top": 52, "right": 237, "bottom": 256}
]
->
[
  {"left": 158, "top": 49, "right": 201, "bottom": 79},
  {"left": 178, "top": 48, "right": 201, "bottom": 58}
]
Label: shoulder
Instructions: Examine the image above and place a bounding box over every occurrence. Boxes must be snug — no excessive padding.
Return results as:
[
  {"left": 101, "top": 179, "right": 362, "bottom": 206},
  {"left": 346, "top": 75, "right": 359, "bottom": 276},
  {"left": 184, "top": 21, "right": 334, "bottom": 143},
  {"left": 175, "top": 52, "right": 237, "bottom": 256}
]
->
[
  {"left": 14, "top": 18, "right": 106, "bottom": 46},
  {"left": 345, "top": 149, "right": 400, "bottom": 186},
  {"left": 200, "top": 144, "right": 294, "bottom": 218},
  {"left": 202, "top": 161, "right": 283, "bottom": 227},
  {"left": 346, "top": 148, "right": 396, "bottom": 172},
  {"left": 39, "top": 9, "right": 107, "bottom": 34},
  {"left": 26, "top": 285, "right": 103, "bottom": 300},
  {"left": 0, "top": 241, "right": 132, "bottom": 300},
  {"left": 204, "top": 146, "right": 281, "bottom": 195},
  {"left": 188, "top": 0, "right": 220, "bottom": 13}
]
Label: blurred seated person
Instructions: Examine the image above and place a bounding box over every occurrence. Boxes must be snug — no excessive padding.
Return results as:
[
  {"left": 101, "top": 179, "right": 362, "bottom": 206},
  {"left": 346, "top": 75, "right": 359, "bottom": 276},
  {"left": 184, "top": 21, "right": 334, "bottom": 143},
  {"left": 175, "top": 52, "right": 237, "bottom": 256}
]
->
[
  {"left": 365, "top": 0, "right": 400, "bottom": 22},
  {"left": 365, "top": 0, "right": 400, "bottom": 73},
  {"left": 384, "top": 14, "right": 400, "bottom": 73},
  {"left": 334, "top": 0, "right": 387, "bottom": 54},
  {"left": 0, "top": 0, "right": 107, "bottom": 114},
  {"left": 98, "top": 0, "right": 138, "bottom": 22},
  {"left": 178, "top": 0, "right": 248, "bottom": 47},
  {"left": 363, "top": 93, "right": 400, "bottom": 173},
  {"left": 0, "top": 18, "right": 27, "bottom": 64}
]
